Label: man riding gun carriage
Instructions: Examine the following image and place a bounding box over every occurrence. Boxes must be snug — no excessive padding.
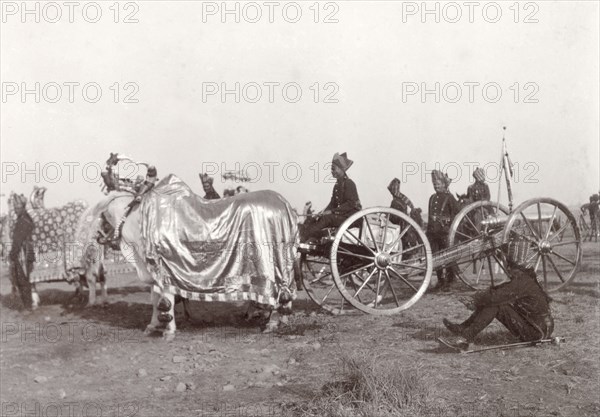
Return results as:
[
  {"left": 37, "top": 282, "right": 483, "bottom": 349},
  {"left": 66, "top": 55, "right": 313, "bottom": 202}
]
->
[{"left": 299, "top": 152, "right": 362, "bottom": 243}]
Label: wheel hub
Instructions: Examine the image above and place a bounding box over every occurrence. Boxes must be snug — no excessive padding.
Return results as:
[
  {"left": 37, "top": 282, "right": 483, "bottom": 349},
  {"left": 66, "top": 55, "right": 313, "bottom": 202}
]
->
[
  {"left": 375, "top": 253, "right": 391, "bottom": 269},
  {"left": 538, "top": 240, "right": 552, "bottom": 254}
]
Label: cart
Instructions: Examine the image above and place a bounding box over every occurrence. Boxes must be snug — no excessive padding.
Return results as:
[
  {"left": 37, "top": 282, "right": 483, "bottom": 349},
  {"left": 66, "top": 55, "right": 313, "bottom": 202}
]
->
[{"left": 299, "top": 136, "right": 582, "bottom": 315}]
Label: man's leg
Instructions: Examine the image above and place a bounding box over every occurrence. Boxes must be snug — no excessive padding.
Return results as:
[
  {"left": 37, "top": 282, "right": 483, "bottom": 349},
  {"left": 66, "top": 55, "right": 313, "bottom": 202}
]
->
[
  {"left": 495, "top": 305, "right": 547, "bottom": 342},
  {"left": 11, "top": 260, "right": 32, "bottom": 310},
  {"left": 457, "top": 305, "right": 499, "bottom": 342},
  {"left": 427, "top": 235, "right": 446, "bottom": 290},
  {"left": 300, "top": 214, "right": 346, "bottom": 242}
]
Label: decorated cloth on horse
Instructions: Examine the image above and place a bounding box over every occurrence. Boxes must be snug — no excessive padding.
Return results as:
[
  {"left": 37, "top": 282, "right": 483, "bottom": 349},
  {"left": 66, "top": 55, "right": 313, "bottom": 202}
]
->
[{"left": 139, "top": 175, "right": 298, "bottom": 307}]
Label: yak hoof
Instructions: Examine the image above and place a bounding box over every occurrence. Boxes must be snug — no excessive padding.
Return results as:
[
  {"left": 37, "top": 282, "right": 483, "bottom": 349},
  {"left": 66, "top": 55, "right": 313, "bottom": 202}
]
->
[
  {"left": 157, "top": 297, "right": 172, "bottom": 312},
  {"left": 163, "top": 331, "right": 175, "bottom": 342},
  {"left": 158, "top": 312, "right": 173, "bottom": 323},
  {"left": 262, "top": 321, "right": 278, "bottom": 334},
  {"left": 144, "top": 326, "right": 156, "bottom": 336}
]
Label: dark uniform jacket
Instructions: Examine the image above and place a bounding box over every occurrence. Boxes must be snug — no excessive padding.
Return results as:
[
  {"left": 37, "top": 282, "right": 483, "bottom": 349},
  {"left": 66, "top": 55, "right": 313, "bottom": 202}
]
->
[
  {"left": 427, "top": 191, "right": 460, "bottom": 235},
  {"left": 204, "top": 189, "right": 221, "bottom": 200},
  {"left": 325, "top": 176, "right": 361, "bottom": 217},
  {"left": 467, "top": 181, "right": 491, "bottom": 202},
  {"left": 10, "top": 212, "right": 36, "bottom": 269}
]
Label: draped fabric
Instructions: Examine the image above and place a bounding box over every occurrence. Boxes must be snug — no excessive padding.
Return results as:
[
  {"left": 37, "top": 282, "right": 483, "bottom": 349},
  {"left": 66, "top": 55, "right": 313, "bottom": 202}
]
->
[
  {"left": 68, "top": 199, "right": 137, "bottom": 280},
  {"left": 2, "top": 200, "right": 89, "bottom": 282},
  {"left": 140, "top": 175, "right": 298, "bottom": 306}
]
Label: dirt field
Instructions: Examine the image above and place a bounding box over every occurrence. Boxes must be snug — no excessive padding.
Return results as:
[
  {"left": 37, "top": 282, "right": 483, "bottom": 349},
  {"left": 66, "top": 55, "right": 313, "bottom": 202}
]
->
[{"left": 1, "top": 241, "right": 598, "bottom": 417}]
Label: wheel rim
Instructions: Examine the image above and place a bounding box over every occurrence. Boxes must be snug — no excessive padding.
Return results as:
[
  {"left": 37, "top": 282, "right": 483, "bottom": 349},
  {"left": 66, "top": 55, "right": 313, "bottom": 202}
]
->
[
  {"left": 330, "top": 207, "right": 432, "bottom": 315},
  {"left": 448, "top": 201, "right": 510, "bottom": 290},
  {"left": 502, "top": 198, "right": 582, "bottom": 292},
  {"left": 300, "top": 253, "right": 350, "bottom": 315}
]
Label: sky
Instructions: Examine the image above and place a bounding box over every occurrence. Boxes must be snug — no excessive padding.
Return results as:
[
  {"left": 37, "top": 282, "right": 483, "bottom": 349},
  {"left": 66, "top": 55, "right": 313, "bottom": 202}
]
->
[{"left": 1, "top": 0, "right": 599, "bottom": 215}]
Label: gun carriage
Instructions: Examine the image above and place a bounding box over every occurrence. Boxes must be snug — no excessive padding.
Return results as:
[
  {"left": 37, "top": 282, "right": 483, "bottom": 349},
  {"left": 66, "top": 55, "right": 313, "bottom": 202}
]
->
[{"left": 299, "top": 137, "right": 582, "bottom": 316}]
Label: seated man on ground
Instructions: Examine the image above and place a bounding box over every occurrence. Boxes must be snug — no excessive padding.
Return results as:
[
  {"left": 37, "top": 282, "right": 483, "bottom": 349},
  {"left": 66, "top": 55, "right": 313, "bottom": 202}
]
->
[
  {"left": 438, "top": 239, "right": 554, "bottom": 351},
  {"left": 299, "top": 152, "right": 361, "bottom": 242}
]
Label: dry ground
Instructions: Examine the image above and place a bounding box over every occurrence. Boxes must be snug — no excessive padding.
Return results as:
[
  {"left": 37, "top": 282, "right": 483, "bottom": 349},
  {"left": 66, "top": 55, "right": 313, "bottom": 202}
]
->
[{"left": 1, "top": 242, "right": 598, "bottom": 417}]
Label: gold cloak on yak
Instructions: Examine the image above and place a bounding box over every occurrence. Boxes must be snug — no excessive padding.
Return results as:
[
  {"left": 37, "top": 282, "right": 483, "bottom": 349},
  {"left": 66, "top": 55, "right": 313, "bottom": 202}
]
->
[{"left": 139, "top": 174, "right": 298, "bottom": 307}]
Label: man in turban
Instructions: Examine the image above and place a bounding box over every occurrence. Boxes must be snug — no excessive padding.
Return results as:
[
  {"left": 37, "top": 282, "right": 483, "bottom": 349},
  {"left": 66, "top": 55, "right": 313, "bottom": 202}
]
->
[
  {"left": 199, "top": 173, "right": 221, "bottom": 200},
  {"left": 427, "top": 170, "right": 460, "bottom": 291},
  {"left": 300, "top": 152, "right": 362, "bottom": 242},
  {"left": 466, "top": 167, "right": 491, "bottom": 202},
  {"left": 388, "top": 178, "right": 415, "bottom": 218},
  {"left": 9, "top": 194, "right": 35, "bottom": 311},
  {"left": 438, "top": 238, "right": 554, "bottom": 351},
  {"left": 581, "top": 194, "right": 599, "bottom": 242}
]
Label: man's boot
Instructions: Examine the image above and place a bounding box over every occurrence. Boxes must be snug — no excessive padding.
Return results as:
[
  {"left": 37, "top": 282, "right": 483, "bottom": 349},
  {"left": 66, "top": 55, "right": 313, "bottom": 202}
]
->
[
  {"left": 438, "top": 335, "right": 469, "bottom": 352},
  {"left": 443, "top": 318, "right": 465, "bottom": 336},
  {"left": 431, "top": 278, "right": 448, "bottom": 292}
]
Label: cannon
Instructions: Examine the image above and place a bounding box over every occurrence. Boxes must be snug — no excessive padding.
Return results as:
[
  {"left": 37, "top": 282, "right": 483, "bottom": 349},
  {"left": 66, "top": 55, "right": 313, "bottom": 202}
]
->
[{"left": 298, "top": 133, "right": 582, "bottom": 315}]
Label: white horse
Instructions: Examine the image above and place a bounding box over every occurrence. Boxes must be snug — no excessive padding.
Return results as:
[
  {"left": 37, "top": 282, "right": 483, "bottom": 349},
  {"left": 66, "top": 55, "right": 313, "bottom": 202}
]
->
[{"left": 89, "top": 187, "right": 297, "bottom": 341}]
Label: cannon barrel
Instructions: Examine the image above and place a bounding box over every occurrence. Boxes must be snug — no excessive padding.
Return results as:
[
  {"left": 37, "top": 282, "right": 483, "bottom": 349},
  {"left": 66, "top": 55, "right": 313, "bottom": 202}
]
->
[{"left": 481, "top": 213, "right": 557, "bottom": 228}]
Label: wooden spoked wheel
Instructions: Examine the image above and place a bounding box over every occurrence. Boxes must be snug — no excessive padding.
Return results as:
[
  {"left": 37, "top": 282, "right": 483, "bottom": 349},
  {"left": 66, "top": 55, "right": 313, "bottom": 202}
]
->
[
  {"left": 330, "top": 207, "right": 432, "bottom": 315},
  {"left": 300, "top": 253, "right": 350, "bottom": 315},
  {"left": 502, "top": 198, "right": 582, "bottom": 292},
  {"left": 448, "top": 201, "right": 510, "bottom": 290}
]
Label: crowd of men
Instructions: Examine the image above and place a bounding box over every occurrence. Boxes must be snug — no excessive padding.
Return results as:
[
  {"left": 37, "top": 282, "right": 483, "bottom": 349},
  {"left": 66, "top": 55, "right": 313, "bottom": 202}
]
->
[
  {"left": 581, "top": 193, "right": 599, "bottom": 242},
  {"left": 297, "top": 152, "right": 492, "bottom": 292},
  {"left": 298, "top": 151, "right": 556, "bottom": 351}
]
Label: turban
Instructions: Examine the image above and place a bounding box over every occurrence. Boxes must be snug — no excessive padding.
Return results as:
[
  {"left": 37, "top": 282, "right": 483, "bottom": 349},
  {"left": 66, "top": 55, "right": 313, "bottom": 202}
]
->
[
  {"left": 473, "top": 167, "right": 486, "bottom": 182},
  {"left": 431, "top": 170, "right": 451, "bottom": 186},
  {"left": 332, "top": 152, "right": 353, "bottom": 172},
  {"left": 388, "top": 178, "right": 401, "bottom": 197},
  {"left": 199, "top": 173, "right": 214, "bottom": 185},
  {"left": 506, "top": 236, "right": 536, "bottom": 269}
]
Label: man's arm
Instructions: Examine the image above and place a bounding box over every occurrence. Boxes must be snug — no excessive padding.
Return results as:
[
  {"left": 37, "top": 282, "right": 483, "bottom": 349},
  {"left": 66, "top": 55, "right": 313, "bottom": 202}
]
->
[
  {"left": 483, "top": 184, "right": 491, "bottom": 201},
  {"left": 447, "top": 193, "right": 461, "bottom": 217}
]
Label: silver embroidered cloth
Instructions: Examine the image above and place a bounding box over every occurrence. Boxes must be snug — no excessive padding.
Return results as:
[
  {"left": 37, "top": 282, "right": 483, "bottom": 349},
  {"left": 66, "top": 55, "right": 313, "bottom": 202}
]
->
[{"left": 140, "top": 175, "right": 298, "bottom": 305}]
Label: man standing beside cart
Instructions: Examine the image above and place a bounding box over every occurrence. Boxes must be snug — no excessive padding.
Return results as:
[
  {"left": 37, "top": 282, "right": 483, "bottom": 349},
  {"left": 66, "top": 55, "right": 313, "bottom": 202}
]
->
[
  {"left": 427, "top": 170, "right": 460, "bottom": 292},
  {"left": 9, "top": 194, "right": 36, "bottom": 312},
  {"left": 466, "top": 167, "right": 491, "bottom": 202}
]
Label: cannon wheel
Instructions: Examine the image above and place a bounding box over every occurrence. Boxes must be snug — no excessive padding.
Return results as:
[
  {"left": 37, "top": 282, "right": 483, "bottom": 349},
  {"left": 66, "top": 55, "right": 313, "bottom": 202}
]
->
[
  {"left": 448, "top": 201, "right": 510, "bottom": 290},
  {"left": 330, "top": 207, "right": 432, "bottom": 315},
  {"left": 300, "top": 253, "right": 351, "bottom": 315},
  {"left": 502, "top": 198, "right": 582, "bottom": 292}
]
